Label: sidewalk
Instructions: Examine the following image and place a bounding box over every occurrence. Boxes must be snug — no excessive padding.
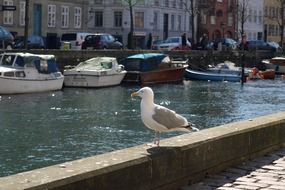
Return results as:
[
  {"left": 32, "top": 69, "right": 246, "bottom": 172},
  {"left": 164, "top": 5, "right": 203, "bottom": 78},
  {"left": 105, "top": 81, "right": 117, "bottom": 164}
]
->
[{"left": 182, "top": 148, "right": 285, "bottom": 190}]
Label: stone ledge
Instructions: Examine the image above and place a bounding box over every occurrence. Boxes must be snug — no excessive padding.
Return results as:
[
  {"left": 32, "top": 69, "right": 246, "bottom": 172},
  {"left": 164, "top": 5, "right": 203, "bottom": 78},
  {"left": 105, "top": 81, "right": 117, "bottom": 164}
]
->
[{"left": 0, "top": 112, "right": 285, "bottom": 190}]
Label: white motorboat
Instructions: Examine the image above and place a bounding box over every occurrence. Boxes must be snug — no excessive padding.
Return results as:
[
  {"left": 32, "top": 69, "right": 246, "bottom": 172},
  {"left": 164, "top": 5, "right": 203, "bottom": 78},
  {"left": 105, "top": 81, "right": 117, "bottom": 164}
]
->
[
  {"left": 0, "top": 53, "right": 64, "bottom": 94},
  {"left": 63, "top": 57, "right": 126, "bottom": 87},
  {"left": 262, "top": 57, "right": 285, "bottom": 74}
]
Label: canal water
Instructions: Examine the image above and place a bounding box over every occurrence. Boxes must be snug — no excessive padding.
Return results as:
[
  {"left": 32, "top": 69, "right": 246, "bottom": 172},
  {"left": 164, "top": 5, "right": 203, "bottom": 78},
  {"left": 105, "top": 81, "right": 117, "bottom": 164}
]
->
[{"left": 1, "top": 79, "right": 285, "bottom": 177}]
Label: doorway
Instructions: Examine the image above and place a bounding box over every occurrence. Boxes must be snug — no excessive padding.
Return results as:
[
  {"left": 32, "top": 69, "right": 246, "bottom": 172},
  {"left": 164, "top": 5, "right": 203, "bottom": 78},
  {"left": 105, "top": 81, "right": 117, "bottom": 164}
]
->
[
  {"left": 33, "top": 4, "right": 42, "bottom": 36},
  {"left": 163, "top": 14, "right": 169, "bottom": 40}
]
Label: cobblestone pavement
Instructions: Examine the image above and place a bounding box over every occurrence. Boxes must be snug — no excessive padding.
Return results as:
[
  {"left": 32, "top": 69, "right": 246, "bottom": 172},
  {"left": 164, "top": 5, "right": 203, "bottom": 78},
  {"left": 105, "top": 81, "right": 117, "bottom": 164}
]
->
[{"left": 182, "top": 148, "right": 285, "bottom": 190}]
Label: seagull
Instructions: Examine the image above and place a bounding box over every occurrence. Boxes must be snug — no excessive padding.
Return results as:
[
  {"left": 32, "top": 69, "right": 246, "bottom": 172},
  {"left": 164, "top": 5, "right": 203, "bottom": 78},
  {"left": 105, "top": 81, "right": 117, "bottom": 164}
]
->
[{"left": 131, "top": 87, "right": 198, "bottom": 146}]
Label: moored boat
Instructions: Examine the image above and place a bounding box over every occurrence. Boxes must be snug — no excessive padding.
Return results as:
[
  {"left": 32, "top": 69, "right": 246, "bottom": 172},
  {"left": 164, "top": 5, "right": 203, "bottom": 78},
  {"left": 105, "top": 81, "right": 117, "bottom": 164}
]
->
[
  {"left": 247, "top": 67, "right": 275, "bottom": 80},
  {"left": 63, "top": 57, "right": 126, "bottom": 87},
  {"left": 119, "top": 53, "right": 187, "bottom": 85},
  {"left": 184, "top": 68, "right": 241, "bottom": 82},
  {"left": 263, "top": 57, "right": 285, "bottom": 74},
  {"left": 0, "top": 52, "right": 64, "bottom": 94}
]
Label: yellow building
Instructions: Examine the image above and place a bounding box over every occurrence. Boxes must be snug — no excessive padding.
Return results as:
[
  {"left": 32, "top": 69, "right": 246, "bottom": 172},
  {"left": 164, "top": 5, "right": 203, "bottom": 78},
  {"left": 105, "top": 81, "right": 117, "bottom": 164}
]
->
[{"left": 264, "top": 0, "right": 283, "bottom": 43}]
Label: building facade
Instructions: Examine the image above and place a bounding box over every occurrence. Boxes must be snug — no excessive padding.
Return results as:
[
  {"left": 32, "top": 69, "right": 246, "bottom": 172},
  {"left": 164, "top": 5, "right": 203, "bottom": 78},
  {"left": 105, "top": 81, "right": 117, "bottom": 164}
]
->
[
  {"left": 0, "top": 0, "right": 193, "bottom": 49},
  {"left": 263, "top": 0, "right": 283, "bottom": 43},
  {"left": 197, "top": 0, "right": 237, "bottom": 42},
  {"left": 239, "top": 0, "right": 264, "bottom": 41},
  {"left": 1, "top": 0, "right": 282, "bottom": 49}
]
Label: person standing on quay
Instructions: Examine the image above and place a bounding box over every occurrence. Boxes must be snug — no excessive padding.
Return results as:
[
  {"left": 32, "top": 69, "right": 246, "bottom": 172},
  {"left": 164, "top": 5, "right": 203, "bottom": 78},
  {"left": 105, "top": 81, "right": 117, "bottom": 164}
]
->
[
  {"left": 181, "top": 33, "right": 187, "bottom": 50},
  {"left": 146, "top": 33, "right": 152, "bottom": 49}
]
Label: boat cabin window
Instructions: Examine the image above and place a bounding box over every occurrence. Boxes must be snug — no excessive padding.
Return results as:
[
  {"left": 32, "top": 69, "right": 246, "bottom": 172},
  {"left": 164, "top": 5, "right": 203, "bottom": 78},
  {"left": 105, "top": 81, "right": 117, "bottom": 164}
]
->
[
  {"left": 15, "top": 56, "right": 25, "bottom": 67},
  {"left": 101, "top": 62, "right": 112, "bottom": 69},
  {"left": 2, "top": 55, "right": 16, "bottom": 66},
  {"left": 34, "top": 58, "right": 59, "bottom": 74},
  {"left": 4, "top": 72, "right": 14, "bottom": 77},
  {"left": 15, "top": 71, "right": 25, "bottom": 77},
  {"left": 24, "top": 57, "right": 37, "bottom": 68}
]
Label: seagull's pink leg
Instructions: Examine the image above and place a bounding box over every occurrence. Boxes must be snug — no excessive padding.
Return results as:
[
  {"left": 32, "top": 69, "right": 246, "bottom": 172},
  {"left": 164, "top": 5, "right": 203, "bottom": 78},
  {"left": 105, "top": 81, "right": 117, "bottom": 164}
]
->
[{"left": 157, "top": 132, "right": 160, "bottom": 146}]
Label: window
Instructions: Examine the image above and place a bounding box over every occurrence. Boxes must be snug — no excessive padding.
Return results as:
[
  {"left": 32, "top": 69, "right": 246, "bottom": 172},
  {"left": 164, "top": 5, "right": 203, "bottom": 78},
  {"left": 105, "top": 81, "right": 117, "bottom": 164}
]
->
[
  {"left": 94, "top": 0, "right": 103, "bottom": 4},
  {"left": 172, "top": 0, "right": 176, "bottom": 8},
  {"left": 114, "top": 11, "right": 122, "bottom": 27},
  {"left": 164, "top": 0, "right": 169, "bottom": 7},
  {"left": 153, "top": 12, "right": 158, "bottom": 30},
  {"left": 274, "top": 25, "right": 278, "bottom": 36},
  {"left": 179, "top": 0, "right": 183, "bottom": 9},
  {"left": 19, "top": 1, "right": 25, "bottom": 26},
  {"left": 135, "top": 12, "right": 144, "bottom": 28},
  {"left": 177, "top": 15, "right": 182, "bottom": 31},
  {"left": 154, "top": 0, "right": 159, "bottom": 6},
  {"left": 201, "top": 13, "right": 207, "bottom": 24},
  {"left": 113, "top": 0, "right": 122, "bottom": 5},
  {"left": 95, "top": 11, "right": 103, "bottom": 27},
  {"left": 61, "top": 6, "right": 69, "bottom": 28},
  {"left": 259, "top": 10, "right": 262, "bottom": 24},
  {"left": 228, "top": 13, "right": 233, "bottom": 26},
  {"left": 248, "top": 9, "right": 252, "bottom": 22},
  {"left": 253, "top": 10, "right": 257, "bottom": 23},
  {"left": 171, "top": 14, "right": 175, "bottom": 30},
  {"left": 74, "top": 7, "right": 82, "bottom": 28},
  {"left": 189, "top": 15, "right": 192, "bottom": 31},
  {"left": 3, "top": 0, "right": 13, "bottom": 25},
  {"left": 210, "top": 16, "right": 216, "bottom": 24},
  {"left": 48, "top": 5, "right": 56, "bottom": 27},
  {"left": 216, "top": 10, "right": 223, "bottom": 17}
]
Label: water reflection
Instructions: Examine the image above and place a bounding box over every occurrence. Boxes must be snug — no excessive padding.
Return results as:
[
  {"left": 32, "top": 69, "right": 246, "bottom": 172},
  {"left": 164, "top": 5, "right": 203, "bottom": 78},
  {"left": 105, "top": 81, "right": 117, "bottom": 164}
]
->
[{"left": 1, "top": 80, "right": 285, "bottom": 176}]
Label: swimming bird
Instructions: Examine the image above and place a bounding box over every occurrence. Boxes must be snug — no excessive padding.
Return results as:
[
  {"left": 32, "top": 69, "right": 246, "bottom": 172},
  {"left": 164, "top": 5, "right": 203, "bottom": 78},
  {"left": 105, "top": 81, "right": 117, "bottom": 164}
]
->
[{"left": 131, "top": 87, "right": 198, "bottom": 146}]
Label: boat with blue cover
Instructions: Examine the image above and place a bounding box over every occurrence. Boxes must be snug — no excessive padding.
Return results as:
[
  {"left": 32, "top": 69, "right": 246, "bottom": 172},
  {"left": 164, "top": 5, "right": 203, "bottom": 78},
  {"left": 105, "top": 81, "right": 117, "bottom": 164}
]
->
[
  {"left": 0, "top": 52, "right": 64, "bottom": 94},
  {"left": 185, "top": 68, "right": 241, "bottom": 82},
  {"left": 119, "top": 53, "right": 187, "bottom": 85}
]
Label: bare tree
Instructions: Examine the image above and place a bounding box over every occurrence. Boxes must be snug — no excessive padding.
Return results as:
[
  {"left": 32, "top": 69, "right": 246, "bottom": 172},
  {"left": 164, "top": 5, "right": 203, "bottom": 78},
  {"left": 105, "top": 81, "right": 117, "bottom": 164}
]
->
[
  {"left": 24, "top": 0, "right": 30, "bottom": 49},
  {"left": 183, "top": 0, "right": 197, "bottom": 43},
  {"left": 237, "top": 0, "right": 250, "bottom": 38},
  {"left": 265, "top": 0, "right": 285, "bottom": 46},
  {"left": 121, "top": 0, "right": 145, "bottom": 49}
]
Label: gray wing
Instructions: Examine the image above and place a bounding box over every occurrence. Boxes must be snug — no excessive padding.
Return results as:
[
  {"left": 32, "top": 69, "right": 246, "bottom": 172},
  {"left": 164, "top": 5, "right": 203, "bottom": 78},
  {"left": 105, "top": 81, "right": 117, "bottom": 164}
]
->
[{"left": 152, "top": 105, "right": 187, "bottom": 130}]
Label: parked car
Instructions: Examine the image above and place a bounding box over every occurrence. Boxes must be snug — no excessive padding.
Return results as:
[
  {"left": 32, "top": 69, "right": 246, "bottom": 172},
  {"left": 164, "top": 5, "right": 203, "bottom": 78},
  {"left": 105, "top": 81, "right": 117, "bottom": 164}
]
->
[
  {"left": 157, "top": 36, "right": 191, "bottom": 51},
  {"left": 267, "top": 41, "right": 282, "bottom": 52},
  {"left": 213, "top": 38, "right": 238, "bottom": 50},
  {"left": 0, "top": 26, "right": 14, "bottom": 50},
  {"left": 242, "top": 40, "right": 276, "bottom": 51},
  {"left": 14, "top": 35, "right": 45, "bottom": 49},
  {"left": 81, "top": 33, "right": 123, "bottom": 50},
  {"left": 151, "top": 39, "right": 164, "bottom": 50},
  {"left": 60, "top": 32, "right": 92, "bottom": 50}
]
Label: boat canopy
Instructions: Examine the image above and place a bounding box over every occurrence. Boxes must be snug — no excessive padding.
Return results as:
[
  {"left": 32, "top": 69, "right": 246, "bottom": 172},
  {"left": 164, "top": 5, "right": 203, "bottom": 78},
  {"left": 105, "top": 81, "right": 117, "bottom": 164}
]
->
[
  {"left": 0, "top": 53, "right": 59, "bottom": 74},
  {"left": 121, "top": 53, "right": 170, "bottom": 72},
  {"left": 73, "top": 57, "right": 117, "bottom": 71}
]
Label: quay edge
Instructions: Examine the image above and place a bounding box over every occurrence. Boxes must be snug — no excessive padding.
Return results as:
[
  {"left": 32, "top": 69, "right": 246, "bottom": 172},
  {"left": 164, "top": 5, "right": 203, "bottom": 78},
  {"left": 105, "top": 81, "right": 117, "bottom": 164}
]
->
[{"left": 0, "top": 112, "right": 285, "bottom": 190}]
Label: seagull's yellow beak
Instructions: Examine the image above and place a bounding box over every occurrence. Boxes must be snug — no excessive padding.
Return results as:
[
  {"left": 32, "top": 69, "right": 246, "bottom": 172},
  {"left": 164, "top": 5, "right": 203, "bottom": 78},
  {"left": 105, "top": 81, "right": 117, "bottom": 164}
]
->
[{"left": 131, "top": 92, "right": 139, "bottom": 97}]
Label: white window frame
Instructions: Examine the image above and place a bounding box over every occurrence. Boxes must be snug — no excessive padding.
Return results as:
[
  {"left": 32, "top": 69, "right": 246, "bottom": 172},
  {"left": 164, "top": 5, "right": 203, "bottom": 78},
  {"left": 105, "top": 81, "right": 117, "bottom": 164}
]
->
[
  {"left": 177, "top": 15, "right": 182, "bottom": 31},
  {"left": 47, "top": 4, "right": 56, "bottom": 28},
  {"left": 114, "top": 11, "right": 123, "bottom": 27},
  {"left": 19, "top": 1, "right": 25, "bottom": 26},
  {"left": 61, "top": 6, "right": 69, "bottom": 28},
  {"left": 153, "top": 12, "right": 158, "bottom": 30},
  {"left": 171, "top": 14, "right": 175, "bottom": 30},
  {"left": 74, "top": 7, "right": 82, "bottom": 28},
  {"left": 3, "top": 0, "right": 13, "bottom": 25},
  {"left": 135, "top": 12, "right": 144, "bottom": 28}
]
